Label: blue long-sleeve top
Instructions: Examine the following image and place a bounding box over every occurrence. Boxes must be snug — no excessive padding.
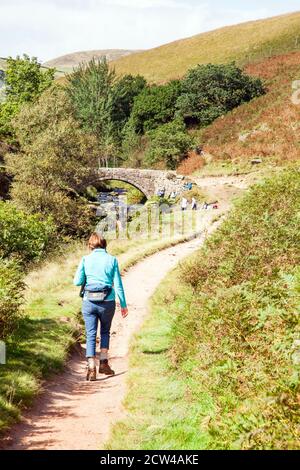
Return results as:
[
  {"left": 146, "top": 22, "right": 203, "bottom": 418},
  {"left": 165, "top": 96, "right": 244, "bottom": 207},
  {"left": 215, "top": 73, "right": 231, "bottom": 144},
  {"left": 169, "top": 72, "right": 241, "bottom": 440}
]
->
[{"left": 73, "top": 249, "right": 127, "bottom": 308}]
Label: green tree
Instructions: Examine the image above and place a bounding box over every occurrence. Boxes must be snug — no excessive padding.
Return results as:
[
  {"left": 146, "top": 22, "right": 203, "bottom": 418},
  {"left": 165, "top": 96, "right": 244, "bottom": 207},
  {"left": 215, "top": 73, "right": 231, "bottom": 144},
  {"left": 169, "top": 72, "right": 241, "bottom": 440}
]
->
[
  {"left": 129, "top": 80, "right": 182, "bottom": 134},
  {"left": 145, "top": 118, "right": 194, "bottom": 169},
  {"left": 110, "top": 74, "right": 146, "bottom": 139},
  {"left": 176, "top": 63, "right": 265, "bottom": 126},
  {"left": 67, "top": 57, "right": 118, "bottom": 166},
  {"left": 67, "top": 58, "right": 146, "bottom": 165},
  {"left": 0, "top": 55, "right": 55, "bottom": 139},
  {"left": 6, "top": 85, "right": 100, "bottom": 236},
  {"left": 5, "top": 55, "right": 55, "bottom": 103},
  {"left": 121, "top": 120, "right": 145, "bottom": 167},
  {"left": 67, "top": 57, "right": 115, "bottom": 139}
]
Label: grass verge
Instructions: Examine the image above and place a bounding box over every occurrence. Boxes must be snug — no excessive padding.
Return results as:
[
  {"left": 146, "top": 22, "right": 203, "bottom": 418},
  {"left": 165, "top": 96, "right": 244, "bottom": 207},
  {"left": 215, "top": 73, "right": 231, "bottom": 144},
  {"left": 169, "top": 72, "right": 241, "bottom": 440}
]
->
[
  {"left": 107, "top": 167, "right": 300, "bottom": 450},
  {"left": 0, "top": 231, "right": 203, "bottom": 434},
  {"left": 106, "top": 269, "right": 212, "bottom": 450}
]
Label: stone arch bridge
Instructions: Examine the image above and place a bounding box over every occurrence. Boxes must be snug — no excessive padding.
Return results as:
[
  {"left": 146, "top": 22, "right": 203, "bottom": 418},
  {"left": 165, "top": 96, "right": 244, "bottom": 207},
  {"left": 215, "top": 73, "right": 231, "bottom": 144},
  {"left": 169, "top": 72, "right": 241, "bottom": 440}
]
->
[{"left": 94, "top": 167, "right": 192, "bottom": 199}]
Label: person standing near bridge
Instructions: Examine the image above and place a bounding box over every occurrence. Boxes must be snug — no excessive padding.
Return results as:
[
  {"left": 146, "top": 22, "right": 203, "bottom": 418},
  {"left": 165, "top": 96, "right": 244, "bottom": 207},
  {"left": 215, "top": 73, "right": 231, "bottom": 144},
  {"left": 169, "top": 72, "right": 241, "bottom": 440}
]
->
[
  {"left": 181, "top": 196, "right": 188, "bottom": 211},
  {"left": 74, "top": 233, "right": 128, "bottom": 381}
]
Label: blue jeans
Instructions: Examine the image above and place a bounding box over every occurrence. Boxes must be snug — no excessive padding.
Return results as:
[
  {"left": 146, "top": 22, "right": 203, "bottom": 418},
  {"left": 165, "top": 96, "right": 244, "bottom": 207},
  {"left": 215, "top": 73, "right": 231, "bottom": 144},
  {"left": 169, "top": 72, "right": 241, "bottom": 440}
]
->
[{"left": 82, "top": 300, "right": 116, "bottom": 357}]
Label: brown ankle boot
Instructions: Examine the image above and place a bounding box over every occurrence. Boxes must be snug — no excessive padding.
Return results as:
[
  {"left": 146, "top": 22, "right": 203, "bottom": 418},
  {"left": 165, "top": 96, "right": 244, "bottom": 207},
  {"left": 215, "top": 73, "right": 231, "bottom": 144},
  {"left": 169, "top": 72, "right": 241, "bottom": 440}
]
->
[
  {"left": 99, "top": 359, "right": 115, "bottom": 376},
  {"left": 86, "top": 367, "right": 97, "bottom": 381}
]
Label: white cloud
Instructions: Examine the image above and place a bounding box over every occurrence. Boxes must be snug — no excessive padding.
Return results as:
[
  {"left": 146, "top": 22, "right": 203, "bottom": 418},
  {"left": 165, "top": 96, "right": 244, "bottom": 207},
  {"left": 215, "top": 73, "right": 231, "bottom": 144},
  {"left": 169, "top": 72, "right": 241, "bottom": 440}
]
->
[
  {"left": 100, "top": 0, "right": 187, "bottom": 8},
  {"left": 0, "top": 0, "right": 205, "bottom": 61}
]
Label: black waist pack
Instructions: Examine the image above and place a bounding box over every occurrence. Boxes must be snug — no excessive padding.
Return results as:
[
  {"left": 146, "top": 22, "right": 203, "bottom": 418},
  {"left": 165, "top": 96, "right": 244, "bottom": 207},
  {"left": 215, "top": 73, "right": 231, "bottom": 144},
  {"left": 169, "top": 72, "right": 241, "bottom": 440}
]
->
[
  {"left": 85, "top": 286, "right": 112, "bottom": 302},
  {"left": 79, "top": 283, "right": 86, "bottom": 298}
]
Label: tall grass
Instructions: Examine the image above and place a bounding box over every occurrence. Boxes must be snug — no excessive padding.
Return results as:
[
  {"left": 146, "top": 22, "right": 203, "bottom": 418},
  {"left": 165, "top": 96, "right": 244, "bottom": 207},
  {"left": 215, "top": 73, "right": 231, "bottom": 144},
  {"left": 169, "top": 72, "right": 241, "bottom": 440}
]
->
[
  {"left": 0, "top": 224, "right": 203, "bottom": 434},
  {"left": 108, "top": 167, "right": 300, "bottom": 450},
  {"left": 172, "top": 167, "right": 300, "bottom": 449}
]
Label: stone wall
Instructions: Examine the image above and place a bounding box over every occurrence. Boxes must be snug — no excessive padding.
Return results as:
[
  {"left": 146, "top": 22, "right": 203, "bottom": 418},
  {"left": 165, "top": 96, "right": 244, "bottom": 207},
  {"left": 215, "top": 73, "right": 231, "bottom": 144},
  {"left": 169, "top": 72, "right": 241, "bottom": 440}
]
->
[{"left": 96, "top": 168, "right": 190, "bottom": 198}]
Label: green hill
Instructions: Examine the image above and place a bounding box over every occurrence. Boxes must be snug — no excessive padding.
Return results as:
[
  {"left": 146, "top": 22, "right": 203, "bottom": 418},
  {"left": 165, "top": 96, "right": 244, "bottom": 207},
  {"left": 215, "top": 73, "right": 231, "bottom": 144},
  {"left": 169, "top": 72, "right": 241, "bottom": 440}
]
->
[{"left": 113, "top": 11, "right": 300, "bottom": 83}]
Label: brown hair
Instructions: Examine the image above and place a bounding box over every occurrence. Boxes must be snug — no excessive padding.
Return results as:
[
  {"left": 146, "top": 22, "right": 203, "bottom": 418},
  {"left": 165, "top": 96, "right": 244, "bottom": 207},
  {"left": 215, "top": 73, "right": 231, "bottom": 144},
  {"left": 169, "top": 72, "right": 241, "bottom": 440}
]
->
[{"left": 88, "top": 232, "right": 107, "bottom": 251}]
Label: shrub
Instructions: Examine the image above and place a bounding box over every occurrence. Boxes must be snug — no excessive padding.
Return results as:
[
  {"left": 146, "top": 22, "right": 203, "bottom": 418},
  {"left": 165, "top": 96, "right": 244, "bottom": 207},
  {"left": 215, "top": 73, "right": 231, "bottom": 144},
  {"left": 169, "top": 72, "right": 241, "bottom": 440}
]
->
[
  {"left": 129, "top": 80, "right": 182, "bottom": 134},
  {"left": 0, "top": 259, "right": 24, "bottom": 339},
  {"left": 0, "top": 102, "right": 19, "bottom": 139},
  {"left": 145, "top": 119, "right": 194, "bottom": 169},
  {"left": 177, "top": 150, "right": 205, "bottom": 175},
  {"left": 110, "top": 74, "right": 147, "bottom": 137},
  {"left": 0, "top": 141, "right": 11, "bottom": 199},
  {"left": 176, "top": 63, "right": 265, "bottom": 127},
  {"left": 0, "top": 201, "right": 54, "bottom": 263}
]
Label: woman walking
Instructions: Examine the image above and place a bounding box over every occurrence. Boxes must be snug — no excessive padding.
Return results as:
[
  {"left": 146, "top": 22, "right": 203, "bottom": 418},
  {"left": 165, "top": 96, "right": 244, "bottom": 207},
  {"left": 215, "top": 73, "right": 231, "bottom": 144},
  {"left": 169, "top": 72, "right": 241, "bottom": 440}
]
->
[{"left": 74, "top": 233, "right": 128, "bottom": 381}]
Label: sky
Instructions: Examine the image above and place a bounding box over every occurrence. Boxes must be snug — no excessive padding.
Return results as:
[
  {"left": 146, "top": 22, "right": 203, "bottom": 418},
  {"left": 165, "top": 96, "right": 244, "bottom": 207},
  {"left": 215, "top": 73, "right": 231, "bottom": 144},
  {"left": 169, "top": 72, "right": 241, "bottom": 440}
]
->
[{"left": 0, "top": 0, "right": 299, "bottom": 63}]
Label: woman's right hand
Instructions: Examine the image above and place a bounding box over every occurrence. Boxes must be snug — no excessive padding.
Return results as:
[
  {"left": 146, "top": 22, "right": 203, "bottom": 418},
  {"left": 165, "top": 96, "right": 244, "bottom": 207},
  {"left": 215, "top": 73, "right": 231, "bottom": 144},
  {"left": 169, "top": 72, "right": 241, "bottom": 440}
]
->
[{"left": 121, "top": 308, "right": 128, "bottom": 318}]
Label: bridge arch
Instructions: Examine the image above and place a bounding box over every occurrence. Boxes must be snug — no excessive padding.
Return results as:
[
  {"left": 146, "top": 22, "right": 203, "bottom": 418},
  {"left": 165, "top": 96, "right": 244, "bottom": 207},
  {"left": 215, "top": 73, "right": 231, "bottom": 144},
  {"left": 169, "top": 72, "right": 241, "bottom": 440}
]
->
[
  {"left": 85, "top": 168, "right": 191, "bottom": 200},
  {"left": 93, "top": 177, "right": 150, "bottom": 199}
]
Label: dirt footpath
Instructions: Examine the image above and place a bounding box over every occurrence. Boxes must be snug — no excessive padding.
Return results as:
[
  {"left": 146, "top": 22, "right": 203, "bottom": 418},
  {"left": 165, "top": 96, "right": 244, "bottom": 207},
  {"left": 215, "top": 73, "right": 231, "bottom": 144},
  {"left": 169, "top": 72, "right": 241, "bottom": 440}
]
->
[
  {"left": 2, "top": 219, "right": 221, "bottom": 450},
  {"left": 2, "top": 172, "right": 250, "bottom": 450}
]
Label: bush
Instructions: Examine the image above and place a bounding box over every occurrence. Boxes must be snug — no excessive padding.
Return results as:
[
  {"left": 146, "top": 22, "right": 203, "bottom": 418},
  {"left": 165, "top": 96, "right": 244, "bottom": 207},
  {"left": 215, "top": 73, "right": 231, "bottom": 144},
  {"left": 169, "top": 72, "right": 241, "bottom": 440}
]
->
[
  {"left": 121, "top": 121, "right": 146, "bottom": 167},
  {"left": 172, "top": 167, "right": 300, "bottom": 448},
  {"left": 0, "top": 201, "right": 54, "bottom": 263},
  {"left": 176, "top": 63, "right": 265, "bottom": 127},
  {"left": 0, "top": 142, "right": 11, "bottom": 199},
  {"left": 110, "top": 74, "right": 147, "bottom": 137},
  {"left": 177, "top": 150, "right": 205, "bottom": 175},
  {"left": 145, "top": 119, "right": 194, "bottom": 169},
  {"left": 0, "top": 55, "right": 55, "bottom": 140},
  {"left": 0, "top": 259, "right": 24, "bottom": 339},
  {"left": 129, "top": 80, "right": 182, "bottom": 134},
  {"left": 0, "top": 102, "right": 19, "bottom": 139}
]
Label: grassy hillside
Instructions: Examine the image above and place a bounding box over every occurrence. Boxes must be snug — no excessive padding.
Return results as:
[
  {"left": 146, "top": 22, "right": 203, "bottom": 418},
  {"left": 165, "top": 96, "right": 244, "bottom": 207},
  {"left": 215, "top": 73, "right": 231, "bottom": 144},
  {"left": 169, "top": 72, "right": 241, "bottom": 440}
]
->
[
  {"left": 113, "top": 11, "right": 300, "bottom": 83},
  {"left": 178, "top": 50, "right": 300, "bottom": 175},
  {"left": 44, "top": 49, "right": 140, "bottom": 74},
  {"left": 108, "top": 167, "right": 300, "bottom": 450}
]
